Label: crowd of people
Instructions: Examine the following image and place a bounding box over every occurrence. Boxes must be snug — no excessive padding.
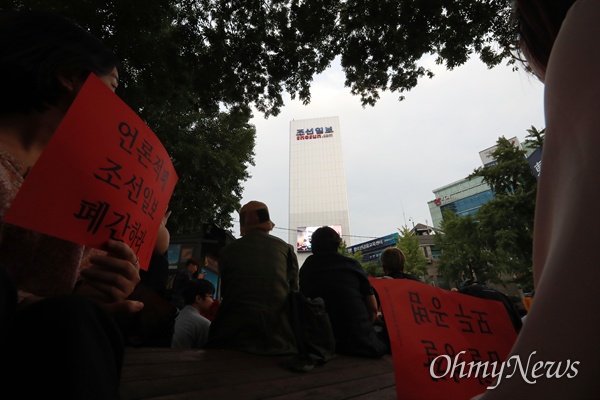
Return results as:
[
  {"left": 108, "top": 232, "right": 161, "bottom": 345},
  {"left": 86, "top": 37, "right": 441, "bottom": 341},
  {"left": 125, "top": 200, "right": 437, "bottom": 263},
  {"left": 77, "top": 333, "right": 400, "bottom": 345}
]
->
[{"left": 1, "top": 1, "right": 597, "bottom": 398}]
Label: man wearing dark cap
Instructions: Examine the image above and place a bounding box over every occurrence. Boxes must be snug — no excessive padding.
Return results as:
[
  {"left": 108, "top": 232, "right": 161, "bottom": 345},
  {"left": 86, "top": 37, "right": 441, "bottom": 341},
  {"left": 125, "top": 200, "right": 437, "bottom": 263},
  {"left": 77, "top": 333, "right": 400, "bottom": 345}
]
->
[{"left": 207, "top": 201, "right": 299, "bottom": 355}]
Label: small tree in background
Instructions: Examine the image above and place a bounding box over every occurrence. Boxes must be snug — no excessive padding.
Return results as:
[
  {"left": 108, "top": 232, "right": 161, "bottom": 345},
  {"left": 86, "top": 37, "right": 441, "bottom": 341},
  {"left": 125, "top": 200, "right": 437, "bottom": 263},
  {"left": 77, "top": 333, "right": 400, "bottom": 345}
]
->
[
  {"left": 363, "top": 261, "right": 383, "bottom": 277},
  {"left": 341, "top": 241, "right": 382, "bottom": 277},
  {"left": 469, "top": 132, "right": 541, "bottom": 291},
  {"left": 339, "top": 240, "right": 363, "bottom": 262},
  {"left": 397, "top": 226, "right": 428, "bottom": 279},
  {"left": 523, "top": 126, "right": 545, "bottom": 149},
  {"left": 436, "top": 210, "right": 498, "bottom": 287}
]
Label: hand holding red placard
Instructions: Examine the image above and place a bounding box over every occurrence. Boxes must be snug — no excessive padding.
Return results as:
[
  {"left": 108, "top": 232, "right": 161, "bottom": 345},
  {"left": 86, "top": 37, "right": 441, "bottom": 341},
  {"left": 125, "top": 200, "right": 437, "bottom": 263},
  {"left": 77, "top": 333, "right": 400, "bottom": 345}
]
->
[
  {"left": 369, "top": 278, "right": 517, "bottom": 400},
  {"left": 4, "top": 74, "right": 178, "bottom": 270}
]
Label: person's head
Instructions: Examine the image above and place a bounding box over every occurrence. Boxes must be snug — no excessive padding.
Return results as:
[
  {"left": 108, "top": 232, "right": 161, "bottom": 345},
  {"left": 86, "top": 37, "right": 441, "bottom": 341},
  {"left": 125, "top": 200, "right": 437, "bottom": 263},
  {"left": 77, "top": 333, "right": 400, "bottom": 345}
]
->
[
  {"left": 379, "top": 247, "right": 406, "bottom": 275},
  {"left": 239, "top": 200, "right": 274, "bottom": 236},
  {"left": 310, "top": 226, "right": 341, "bottom": 254},
  {"left": 0, "top": 10, "right": 118, "bottom": 117},
  {"left": 181, "top": 279, "right": 215, "bottom": 312},
  {"left": 185, "top": 258, "right": 200, "bottom": 274},
  {"left": 512, "top": 0, "right": 576, "bottom": 81}
]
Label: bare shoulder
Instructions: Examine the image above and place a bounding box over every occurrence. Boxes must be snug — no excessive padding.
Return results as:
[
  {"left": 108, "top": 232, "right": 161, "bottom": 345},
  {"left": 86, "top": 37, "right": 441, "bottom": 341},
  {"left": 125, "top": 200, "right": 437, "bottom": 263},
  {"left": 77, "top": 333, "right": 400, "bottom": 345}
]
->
[
  {"left": 536, "top": 0, "right": 600, "bottom": 284},
  {"left": 546, "top": 0, "right": 600, "bottom": 113},
  {"left": 476, "top": 2, "right": 600, "bottom": 399}
]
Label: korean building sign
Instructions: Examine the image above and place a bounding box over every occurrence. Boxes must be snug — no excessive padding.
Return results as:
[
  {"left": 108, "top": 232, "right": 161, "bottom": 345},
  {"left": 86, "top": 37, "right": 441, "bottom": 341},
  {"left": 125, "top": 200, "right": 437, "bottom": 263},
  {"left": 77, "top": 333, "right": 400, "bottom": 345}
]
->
[
  {"left": 4, "top": 74, "right": 178, "bottom": 270},
  {"left": 348, "top": 232, "right": 399, "bottom": 254},
  {"left": 369, "top": 278, "right": 517, "bottom": 400},
  {"left": 295, "top": 125, "right": 334, "bottom": 140},
  {"left": 433, "top": 194, "right": 455, "bottom": 207}
]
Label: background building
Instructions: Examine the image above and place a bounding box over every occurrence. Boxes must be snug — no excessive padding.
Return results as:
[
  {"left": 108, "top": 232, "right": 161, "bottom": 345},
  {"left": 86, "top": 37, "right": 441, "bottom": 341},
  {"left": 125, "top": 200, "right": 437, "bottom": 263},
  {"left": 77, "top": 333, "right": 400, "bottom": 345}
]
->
[
  {"left": 427, "top": 176, "right": 493, "bottom": 229},
  {"left": 427, "top": 136, "right": 539, "bottom": 229},
  {"left": 347, "top": 224, "right": 443, "bottom": 287},
  {"left": 426, "top": 136, "right": 535, "bottom": 299},
  {"left": 288, "top": 116, "right": 351, "bottom": 266}
]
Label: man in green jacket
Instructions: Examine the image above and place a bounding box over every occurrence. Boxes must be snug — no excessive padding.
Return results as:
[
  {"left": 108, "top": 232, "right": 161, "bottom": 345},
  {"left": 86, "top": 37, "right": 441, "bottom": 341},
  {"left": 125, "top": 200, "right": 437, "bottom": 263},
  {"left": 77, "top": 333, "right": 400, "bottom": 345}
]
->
[{"left": 207, "top": 201, "right": 299, "bottom": 355}]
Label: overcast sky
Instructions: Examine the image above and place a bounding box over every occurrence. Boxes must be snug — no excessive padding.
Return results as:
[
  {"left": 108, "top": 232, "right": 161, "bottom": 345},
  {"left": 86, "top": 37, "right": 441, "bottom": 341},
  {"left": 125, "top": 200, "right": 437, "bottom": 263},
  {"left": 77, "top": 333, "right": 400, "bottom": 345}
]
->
[{"left": 230, "top": 55, "right": 545, "bottom": 246}]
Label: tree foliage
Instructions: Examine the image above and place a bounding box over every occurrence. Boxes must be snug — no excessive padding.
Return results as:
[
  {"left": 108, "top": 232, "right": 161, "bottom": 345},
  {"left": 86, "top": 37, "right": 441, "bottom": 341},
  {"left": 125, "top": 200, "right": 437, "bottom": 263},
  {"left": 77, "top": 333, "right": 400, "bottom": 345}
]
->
[
  {"left": 436, "top": 211, "right": 499, "bottom": 287},
  {"left": 5, "top": 0, "right": 522, "bottom": 233},
  {"left": 396, "top": 226, "right": 428, "bottom": 278},
  {"left": 437, "top": 128, "right": 543, "bottom": 291},
  {"left": 340, "top": 241, "right": 378, "bottom": 276},
  {"left": 523, "top": 125, "right": 545, "bottom": 149},
  {"left": 471, "top": 133, "right": 540, "bottom": 291},
  {"left": 166, "top": 109, "right": 256, "bottom": 233},
  {"left": 5, "top": 0, "right": 259, "bottom": 233},
  {"left": 338, "top": 240, "right": 354, "bottom": 257},
  {"left": 363, "top": 261, "right": 382, "bottom": 278},
  {"left": 469, "top": 136, "right": 537, "bottom": 197}
]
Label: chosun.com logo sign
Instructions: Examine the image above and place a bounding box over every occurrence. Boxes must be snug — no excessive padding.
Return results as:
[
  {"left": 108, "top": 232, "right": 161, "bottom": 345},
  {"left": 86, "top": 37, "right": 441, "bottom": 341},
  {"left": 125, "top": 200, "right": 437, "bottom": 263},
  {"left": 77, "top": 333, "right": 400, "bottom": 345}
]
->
[{"left": 296, "top": 126, "right": 334, "bottom": 140}]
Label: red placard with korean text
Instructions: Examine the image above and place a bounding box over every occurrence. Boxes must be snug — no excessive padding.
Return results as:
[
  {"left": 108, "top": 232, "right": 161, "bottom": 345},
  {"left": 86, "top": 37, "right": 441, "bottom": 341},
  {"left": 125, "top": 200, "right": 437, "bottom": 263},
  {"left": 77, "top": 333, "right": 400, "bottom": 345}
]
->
[
  {"left": 369, "top": 278, "right": 517, "bottom": 400},
  {"left": 4, "top": 74, "right": 178, "bottom": 270}
]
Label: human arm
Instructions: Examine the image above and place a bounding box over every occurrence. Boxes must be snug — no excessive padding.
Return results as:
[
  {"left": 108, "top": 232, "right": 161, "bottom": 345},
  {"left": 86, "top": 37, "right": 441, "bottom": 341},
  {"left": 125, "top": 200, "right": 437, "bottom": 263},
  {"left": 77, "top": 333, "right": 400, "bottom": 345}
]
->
[
  {"left": 153, "top": 209, "right": 171, "bottom": 256},
  {"left": 364, "top": 294, "right": 379, "bottom": 324},
  {"left": 287, "top": 245, "right": 299, "bottom": 291},
  {"left": 353, "top": 258, "right": 379, "bottom": 323}
]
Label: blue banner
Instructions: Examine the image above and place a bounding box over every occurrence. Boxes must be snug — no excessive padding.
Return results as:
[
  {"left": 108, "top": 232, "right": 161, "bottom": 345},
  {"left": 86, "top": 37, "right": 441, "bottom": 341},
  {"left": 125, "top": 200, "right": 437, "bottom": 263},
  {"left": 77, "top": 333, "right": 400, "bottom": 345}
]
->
[{"left": 348, "top": 232, "right": 399, "bottom": 255}]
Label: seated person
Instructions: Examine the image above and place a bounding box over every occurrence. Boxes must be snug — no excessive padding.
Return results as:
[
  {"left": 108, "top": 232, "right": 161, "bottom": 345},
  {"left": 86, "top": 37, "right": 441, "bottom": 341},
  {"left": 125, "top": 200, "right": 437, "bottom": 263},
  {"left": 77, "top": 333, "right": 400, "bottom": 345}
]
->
[
  {"left": 121, "top": 210, "right": 178, "bottom": 347},
  {"left": 171, "top": 279, "right": 215, "bottom": 348},
  {"left": 299, "top": 226, "right": 389, "bottom": 358},
  {"left": 171, "top": 257, "right": 202, "bottom": 309},
  {"left": 458, "top": 280, "right": 523, "bottom": 333},
  {"left": 206, "top": 201, "right": 298, "bottom": 355}
]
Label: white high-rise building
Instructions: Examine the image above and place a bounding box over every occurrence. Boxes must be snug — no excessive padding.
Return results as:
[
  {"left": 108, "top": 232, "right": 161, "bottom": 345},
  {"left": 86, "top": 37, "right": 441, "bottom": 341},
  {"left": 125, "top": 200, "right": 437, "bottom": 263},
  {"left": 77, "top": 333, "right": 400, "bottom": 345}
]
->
[{"left": 288, "top": 116, "right": 351, "bottom": 265}]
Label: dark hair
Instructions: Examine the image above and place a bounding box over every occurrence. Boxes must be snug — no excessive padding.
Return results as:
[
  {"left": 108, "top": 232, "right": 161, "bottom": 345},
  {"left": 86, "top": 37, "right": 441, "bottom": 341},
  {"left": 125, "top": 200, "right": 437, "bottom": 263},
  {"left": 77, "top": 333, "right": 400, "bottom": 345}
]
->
[
  {"left": 181, "top": 279, "right": 215, "bottom": 305},
  {"left": 310, "top": 226, "right": 341, "bottom": 254},
  {"left": 379, "top": 247, "right": 406, "bottom": 274},
  {"left": 185, "top": 258, "right": 200, "bottom": 267},
  {"left": 0, "top": 10, "right": 117, "bottom": 115},
  {"left": 512, "top": 0, "right": 576, "bottom": 75}
]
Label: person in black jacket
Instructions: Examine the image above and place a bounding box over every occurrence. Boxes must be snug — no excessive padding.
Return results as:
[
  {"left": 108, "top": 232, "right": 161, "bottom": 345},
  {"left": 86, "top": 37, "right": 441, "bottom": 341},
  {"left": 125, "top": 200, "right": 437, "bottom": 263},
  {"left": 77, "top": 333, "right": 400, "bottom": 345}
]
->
[
  {"left": 299, "top": 226, "right": 388, "bottom": 358},
  {"left": 458, "top": 280, "right": 523, "bottom": 334}
]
